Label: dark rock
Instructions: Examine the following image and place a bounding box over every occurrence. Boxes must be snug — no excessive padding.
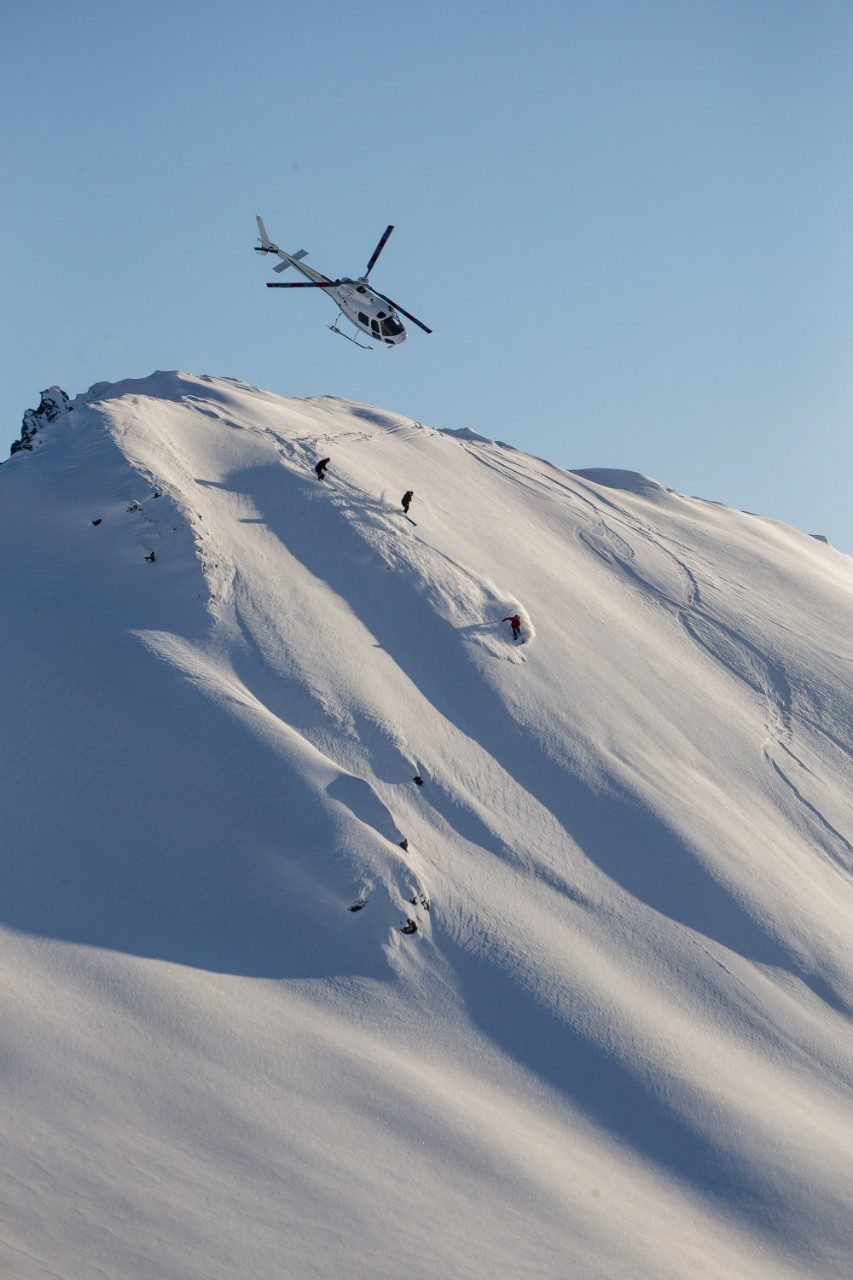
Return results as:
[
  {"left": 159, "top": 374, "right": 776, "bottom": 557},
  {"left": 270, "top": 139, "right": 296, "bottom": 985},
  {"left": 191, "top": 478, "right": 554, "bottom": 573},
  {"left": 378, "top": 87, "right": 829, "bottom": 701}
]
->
[{"left": 10, "top": 387, "right": 73, "bottom": 456}]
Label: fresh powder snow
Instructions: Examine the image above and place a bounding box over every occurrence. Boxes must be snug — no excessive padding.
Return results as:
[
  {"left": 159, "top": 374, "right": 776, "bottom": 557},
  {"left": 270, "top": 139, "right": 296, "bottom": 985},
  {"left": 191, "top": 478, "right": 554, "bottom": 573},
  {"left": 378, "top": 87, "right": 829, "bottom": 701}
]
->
[{"left": 1, "top": 371, "right": 851, "bottom": 1280}]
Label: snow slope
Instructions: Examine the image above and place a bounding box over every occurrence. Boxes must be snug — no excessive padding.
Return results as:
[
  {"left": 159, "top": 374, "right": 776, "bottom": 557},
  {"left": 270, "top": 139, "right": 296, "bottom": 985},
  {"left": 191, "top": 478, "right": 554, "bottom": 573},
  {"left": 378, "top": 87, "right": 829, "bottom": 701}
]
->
[{"left": 2, "top": 371, "right": 851, "bottom": 1280}]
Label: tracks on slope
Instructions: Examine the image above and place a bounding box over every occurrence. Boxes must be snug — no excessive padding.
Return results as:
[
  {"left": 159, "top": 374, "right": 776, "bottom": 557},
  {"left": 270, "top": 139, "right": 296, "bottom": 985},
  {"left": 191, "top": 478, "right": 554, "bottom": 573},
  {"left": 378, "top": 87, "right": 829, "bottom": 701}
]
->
[
  {"left": 465, "top": 442, "right": 852, "bottom": 877},
  {"left": 569, "top": 469, "right": 853, "bottom": 878}
]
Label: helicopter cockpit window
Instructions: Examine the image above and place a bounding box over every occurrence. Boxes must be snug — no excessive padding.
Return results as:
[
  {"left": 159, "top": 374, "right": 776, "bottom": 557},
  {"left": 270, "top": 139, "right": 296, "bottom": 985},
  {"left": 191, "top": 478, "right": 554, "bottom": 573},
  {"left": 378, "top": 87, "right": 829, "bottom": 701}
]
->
[{"left": 381, "top": 316, "right": 404, "bottom": 336}]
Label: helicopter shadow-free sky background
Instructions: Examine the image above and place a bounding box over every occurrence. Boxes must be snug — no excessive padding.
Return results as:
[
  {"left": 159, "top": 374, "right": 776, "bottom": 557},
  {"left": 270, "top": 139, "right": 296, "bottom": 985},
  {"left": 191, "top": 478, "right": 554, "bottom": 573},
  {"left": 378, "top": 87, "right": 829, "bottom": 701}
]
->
[{"left": 2, "top": 0, "right": 852, "bottom": 552}]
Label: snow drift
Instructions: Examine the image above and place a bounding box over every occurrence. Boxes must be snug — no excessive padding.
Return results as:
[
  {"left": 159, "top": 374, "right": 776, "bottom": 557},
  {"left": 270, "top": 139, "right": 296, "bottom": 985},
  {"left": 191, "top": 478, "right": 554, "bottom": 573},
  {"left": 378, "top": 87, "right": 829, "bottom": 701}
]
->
[{"left": 1, "top": 371, "right": 851, "bottom": 1280}]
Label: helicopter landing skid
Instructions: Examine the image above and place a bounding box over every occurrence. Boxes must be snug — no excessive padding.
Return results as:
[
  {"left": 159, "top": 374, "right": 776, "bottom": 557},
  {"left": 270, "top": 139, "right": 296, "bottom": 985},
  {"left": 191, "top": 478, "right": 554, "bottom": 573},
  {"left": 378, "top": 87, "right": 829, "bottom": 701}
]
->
[{"left": 329, "top": 313, "right": 372, "bottom": 349}]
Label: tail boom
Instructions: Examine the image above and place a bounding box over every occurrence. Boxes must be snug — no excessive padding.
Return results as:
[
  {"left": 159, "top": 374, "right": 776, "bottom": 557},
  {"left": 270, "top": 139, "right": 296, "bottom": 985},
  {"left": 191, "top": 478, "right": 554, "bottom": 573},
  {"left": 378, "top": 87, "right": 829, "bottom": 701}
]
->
[{"left": 254, "top": 215, "right": 329, "bottom": 283}]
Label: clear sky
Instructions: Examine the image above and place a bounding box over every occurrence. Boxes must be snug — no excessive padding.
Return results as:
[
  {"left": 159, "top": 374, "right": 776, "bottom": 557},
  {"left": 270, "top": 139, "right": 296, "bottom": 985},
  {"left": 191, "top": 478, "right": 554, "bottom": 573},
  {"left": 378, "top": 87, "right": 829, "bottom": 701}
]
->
[{"left": 3, "top": 0, "right": 852, "bottom": 550}]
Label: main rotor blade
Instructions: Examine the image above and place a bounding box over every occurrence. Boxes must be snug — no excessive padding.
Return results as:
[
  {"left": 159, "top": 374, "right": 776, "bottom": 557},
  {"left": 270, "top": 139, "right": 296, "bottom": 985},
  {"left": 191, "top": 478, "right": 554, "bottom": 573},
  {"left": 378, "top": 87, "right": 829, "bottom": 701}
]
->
[
  {"left": 266, "top": 281, "right": 341, "bottom": 289},
  {"left": 373, "top": 290, "right": 432, "bottom": 334},
  {"left": 365, "top": 225, "right": 394, "bottom": 277}
]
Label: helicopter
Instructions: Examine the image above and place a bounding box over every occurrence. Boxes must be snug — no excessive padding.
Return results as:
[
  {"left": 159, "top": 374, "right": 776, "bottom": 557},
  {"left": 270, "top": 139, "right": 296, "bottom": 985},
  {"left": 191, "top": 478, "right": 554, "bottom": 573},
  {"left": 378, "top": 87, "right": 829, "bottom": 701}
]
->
[{"left": 254, "top": 215, "right": 432, "bottom": 348}]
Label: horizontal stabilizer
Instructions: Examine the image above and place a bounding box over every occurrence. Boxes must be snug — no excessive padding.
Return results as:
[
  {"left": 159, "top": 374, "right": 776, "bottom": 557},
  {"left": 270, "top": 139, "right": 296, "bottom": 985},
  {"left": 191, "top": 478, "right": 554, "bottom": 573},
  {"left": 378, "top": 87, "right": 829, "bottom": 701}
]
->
[{"left": 273, "top": 250, "right": 308, "bottom": 274}]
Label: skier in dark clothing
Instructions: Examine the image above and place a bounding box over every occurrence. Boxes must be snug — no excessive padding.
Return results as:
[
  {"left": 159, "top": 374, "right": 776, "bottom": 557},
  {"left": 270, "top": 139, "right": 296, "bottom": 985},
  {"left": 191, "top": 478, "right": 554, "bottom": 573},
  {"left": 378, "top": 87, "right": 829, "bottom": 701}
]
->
[
  {"left": 503, "top": 613, "right": 522, "bottom": 641},
  {"left": 315, "top": 457, "right": 330, "bottom": 481},
  {"left": 401, "top": 490, "right": 413, "bottom": 514}
]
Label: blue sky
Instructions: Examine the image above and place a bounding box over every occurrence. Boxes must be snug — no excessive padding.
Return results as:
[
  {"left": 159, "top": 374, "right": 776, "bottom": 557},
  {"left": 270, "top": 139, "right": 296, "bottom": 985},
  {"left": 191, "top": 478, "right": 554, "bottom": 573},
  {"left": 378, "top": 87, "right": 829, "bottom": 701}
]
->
[{"left": 3, "top": 0, "right": 852, "bottom": 550}]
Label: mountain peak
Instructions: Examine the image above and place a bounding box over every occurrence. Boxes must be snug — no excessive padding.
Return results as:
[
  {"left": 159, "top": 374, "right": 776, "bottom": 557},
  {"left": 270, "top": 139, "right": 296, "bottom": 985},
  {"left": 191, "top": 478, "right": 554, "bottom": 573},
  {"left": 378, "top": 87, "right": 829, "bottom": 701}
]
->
[{"left": 3, "top": 372, "right": 851, "bottom": 1279}]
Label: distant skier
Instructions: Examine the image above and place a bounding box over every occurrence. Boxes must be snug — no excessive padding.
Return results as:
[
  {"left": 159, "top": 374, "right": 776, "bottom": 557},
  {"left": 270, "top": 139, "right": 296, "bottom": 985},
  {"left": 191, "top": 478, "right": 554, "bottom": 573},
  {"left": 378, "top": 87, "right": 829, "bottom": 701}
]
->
[
  {"left": 503, "top": 613, "right": 522, "bottom": 642},
  {"left": 401, "top": 490, "right": 413, "bottom": 514},
  {"left": 315, "top": 457, "right": 330, "bottom": 482}
]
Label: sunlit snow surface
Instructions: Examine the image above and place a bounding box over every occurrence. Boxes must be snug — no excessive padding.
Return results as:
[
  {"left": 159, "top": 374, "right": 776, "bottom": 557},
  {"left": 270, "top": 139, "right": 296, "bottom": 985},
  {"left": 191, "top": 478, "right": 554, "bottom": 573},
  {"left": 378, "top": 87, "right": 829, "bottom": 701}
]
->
[{"left": 2, "top": 371, "right": 851, "bottom": 1279}]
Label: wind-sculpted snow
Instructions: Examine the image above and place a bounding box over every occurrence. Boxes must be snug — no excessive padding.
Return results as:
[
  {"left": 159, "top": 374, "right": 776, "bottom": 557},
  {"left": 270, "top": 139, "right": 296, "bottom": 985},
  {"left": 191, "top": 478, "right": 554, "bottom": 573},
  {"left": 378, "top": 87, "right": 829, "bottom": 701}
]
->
[{"left": 1, "top": 371, "right": 851, "bottom": 1280}]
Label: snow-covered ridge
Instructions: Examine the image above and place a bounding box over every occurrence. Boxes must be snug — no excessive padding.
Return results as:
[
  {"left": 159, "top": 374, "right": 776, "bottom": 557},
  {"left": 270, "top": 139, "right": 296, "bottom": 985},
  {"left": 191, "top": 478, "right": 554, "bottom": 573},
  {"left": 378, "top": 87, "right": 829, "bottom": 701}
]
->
[{"left": 2, "top": 370, "right": 851, "bottom": 1280}]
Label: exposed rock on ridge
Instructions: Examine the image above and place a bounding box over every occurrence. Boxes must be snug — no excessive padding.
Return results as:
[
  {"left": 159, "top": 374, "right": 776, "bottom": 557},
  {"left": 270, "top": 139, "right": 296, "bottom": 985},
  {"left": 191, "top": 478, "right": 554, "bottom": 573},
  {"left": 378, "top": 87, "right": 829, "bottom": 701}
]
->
[{"left": 10, "top": 386, "right": 73, "bottom": 455}]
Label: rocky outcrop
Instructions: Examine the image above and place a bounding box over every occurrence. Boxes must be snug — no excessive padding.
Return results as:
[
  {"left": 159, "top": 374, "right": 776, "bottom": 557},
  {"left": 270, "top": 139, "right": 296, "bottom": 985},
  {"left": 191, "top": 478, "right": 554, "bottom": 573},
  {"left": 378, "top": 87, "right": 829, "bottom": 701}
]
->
[{"left": 10, "top": 386, "right": 73, "bottom": 455}]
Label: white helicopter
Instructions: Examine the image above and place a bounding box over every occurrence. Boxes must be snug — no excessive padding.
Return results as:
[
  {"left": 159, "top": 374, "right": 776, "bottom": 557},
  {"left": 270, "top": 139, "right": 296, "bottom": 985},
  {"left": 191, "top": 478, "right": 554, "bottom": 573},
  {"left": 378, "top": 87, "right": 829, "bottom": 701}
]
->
[{"left": 254, "top": 215, "right": 432, "bottom": 348}]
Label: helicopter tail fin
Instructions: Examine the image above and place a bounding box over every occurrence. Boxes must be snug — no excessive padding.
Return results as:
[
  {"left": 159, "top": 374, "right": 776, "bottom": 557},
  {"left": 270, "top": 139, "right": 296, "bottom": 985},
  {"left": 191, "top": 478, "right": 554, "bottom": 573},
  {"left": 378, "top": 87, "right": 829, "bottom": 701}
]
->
[
  {"left": 255, "top": 214, "right": 274, "bottom": 249},
  {"left": 256, "top": 215, "right": 308, "bottom": 272},
  {"left": 255, "top": 218, "right": 330, "bottom": 284}
]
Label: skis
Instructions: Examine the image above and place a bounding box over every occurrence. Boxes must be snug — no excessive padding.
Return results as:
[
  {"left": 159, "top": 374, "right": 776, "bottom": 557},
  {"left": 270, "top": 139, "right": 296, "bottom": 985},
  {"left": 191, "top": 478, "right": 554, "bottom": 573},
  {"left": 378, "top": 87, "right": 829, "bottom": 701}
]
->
[{"left": 403, "top": 514, "right": 417, "bottom": 526}]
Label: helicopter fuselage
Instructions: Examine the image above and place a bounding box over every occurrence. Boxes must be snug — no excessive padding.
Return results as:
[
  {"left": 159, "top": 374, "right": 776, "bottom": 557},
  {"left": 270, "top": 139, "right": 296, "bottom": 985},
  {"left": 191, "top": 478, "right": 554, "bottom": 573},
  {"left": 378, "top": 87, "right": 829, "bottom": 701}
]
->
[{"left": 333, "top": 280, "right": 407, "bottom": 345}]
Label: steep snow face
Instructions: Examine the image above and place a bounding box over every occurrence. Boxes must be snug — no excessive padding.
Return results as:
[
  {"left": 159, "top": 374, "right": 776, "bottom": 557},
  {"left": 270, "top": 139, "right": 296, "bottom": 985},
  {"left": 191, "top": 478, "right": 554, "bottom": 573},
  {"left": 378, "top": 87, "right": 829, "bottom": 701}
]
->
[{"left": 1, "top": 371, "right": 851, "bottom": 1280}]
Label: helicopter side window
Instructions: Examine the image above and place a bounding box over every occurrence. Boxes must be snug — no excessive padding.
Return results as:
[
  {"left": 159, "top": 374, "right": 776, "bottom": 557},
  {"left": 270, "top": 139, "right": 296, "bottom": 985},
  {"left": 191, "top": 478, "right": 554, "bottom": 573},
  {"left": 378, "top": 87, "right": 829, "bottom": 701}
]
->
[
  {"left": 358, "top": 312, "right": 369, "bottom": 326},
  {"left": 371, "top": 320, "right": 381, "bottom": 336}
]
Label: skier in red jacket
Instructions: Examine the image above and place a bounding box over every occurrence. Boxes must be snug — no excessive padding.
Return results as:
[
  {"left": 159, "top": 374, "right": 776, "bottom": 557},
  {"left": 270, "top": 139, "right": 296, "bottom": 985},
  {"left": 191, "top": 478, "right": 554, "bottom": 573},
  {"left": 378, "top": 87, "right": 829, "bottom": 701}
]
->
[{"left": 503, "top": 613, "right": 522, "bottom": 641}]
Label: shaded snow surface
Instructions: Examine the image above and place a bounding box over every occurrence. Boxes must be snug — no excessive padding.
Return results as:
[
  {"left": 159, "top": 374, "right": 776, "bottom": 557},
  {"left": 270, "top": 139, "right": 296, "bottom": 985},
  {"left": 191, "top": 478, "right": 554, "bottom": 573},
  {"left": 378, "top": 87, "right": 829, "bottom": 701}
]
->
[{"left": 2, "top": 371, "right": 852, "bottom": 1280}]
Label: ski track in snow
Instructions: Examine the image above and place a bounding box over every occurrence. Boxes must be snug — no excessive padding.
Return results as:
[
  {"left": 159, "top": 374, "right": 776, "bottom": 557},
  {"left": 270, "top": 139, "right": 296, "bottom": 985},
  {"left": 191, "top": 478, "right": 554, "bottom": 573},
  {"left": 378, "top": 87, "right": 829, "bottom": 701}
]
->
[
  {"left": 570, "top": 471, "right": 853, "bottom": 879},
  {"left": 475, "top": 441, "right": 852, "bottom": 878},
  {"left": 2, "top": 372, "right": 852, "bottom": 1280}
]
